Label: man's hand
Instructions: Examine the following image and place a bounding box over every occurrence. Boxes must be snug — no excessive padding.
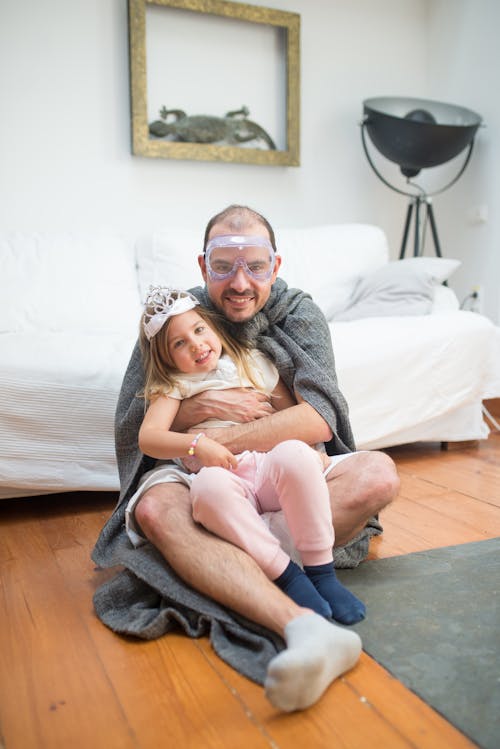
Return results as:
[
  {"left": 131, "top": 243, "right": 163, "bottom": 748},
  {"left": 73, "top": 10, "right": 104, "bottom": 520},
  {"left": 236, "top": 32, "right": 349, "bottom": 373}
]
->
[{"left": 173, "top": 387, "right": 275, "bottom": 432}]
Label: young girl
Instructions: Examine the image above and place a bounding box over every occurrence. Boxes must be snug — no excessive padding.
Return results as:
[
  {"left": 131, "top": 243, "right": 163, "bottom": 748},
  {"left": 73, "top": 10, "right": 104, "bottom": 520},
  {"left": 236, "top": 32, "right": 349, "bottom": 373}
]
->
[{"left": 133, "top": 285, "right": 365, "bottom": 625}]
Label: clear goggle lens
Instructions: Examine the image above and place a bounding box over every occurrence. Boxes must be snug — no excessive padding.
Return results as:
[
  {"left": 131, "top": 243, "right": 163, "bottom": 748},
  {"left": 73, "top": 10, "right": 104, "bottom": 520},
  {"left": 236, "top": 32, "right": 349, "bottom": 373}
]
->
[{"left": 205, "top": 235, "right": 275, "bottom": 281}]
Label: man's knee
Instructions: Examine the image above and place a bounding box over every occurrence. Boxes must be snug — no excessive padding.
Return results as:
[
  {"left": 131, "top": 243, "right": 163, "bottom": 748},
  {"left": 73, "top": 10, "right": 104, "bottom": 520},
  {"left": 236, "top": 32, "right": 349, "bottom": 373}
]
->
[
  {"left": 361, "top": 451, "right": 399, "bottom": 509},
  {"left": 328, "top": 450, "right": 399, "bottom": 513},
  {"left": 135, "top": 481, "right": 191, "bottom": 537}
]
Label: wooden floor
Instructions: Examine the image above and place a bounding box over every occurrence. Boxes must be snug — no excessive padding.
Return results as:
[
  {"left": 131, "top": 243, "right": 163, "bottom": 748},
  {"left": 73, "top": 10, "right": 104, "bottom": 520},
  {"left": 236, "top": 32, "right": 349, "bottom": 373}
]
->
[{"left": 1, "top": 408, "right": 499, "bottom": 748}]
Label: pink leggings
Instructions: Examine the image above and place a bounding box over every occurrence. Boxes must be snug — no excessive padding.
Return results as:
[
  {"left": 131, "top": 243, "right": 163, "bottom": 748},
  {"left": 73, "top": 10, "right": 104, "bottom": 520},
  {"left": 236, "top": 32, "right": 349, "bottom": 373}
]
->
[{"left": 190, "top": 439, "right": 334, "bottom": 580}]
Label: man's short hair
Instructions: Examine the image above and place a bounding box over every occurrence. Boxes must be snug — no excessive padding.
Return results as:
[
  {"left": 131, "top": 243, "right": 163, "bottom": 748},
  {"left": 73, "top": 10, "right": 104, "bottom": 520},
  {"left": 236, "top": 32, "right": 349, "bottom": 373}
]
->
[{"left": 203, "top": 205, "right": 277, "bottom": 253}]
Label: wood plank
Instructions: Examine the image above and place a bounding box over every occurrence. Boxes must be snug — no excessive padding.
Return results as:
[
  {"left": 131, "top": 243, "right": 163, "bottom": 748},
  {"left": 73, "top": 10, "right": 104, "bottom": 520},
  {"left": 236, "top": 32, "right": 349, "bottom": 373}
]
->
[
  {"left": 0, "top": 522, "right": 136, "bottom": 749},
  {"left": 398, "top": 479, "right": 500, "bottom": 536},
  {"left": 194, "top": 640, "right": 477, "bottom": 749},
  {"left": 26, "top": 491, "right": 118, "bottom": 552},
  {"left": 369, "top": 489, "right": 500, "bottom": 560},
  {"left": 2, "top": 434, "right": 499, "bottom": 749},
  {"left": 50, "top": 535, "right": 274, "bottom": 749},
  {"left": 376, "top": 495, "right": 493, "bottom": 550},
  {"left": 367, "top": 523, "right": 439, "bottom": 559},
  {"left": 441, "top": 440, "right": 479, "bottom": 451},
  {"left": 387, "top": 437, "right": 500, "bottom": 507},
  {"left": 344, "top": 654, "right": 477, "bottom": 749},
  {"left": 483, "top": 397, "right": 500, "bottom": 420}
]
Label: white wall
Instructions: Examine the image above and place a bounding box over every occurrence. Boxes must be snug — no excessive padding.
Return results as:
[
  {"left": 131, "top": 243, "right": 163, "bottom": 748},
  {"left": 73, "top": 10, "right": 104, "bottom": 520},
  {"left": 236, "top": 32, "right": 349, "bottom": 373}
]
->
[
  {"left": 0, "top": 0, "right": 497, "bottom": 321},
  {"left": 0, "top": 0, "right": 426, "bottom": 236},
  {"left": 427, "top": 0, "right": 500, "bottom": 322}
]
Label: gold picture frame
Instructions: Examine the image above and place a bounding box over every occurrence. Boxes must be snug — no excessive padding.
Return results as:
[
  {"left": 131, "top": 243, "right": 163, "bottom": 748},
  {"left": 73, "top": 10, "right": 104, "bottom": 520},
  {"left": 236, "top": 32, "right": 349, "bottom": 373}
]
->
[{"left": 128, "top": 0, "right": 300, "bottom": 165}]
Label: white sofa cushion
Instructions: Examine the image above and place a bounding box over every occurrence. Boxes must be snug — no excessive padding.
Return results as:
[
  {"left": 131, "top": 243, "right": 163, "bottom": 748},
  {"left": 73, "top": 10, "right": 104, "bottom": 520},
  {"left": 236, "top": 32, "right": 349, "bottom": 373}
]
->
[
  {"left": 331, "top": 310, "right": 500, "bottom": 449},
  {"left": 275, "top": 224, "right": 389, "bottom": 319},
  {"left": 0, "top": 233, "right": 142, "bottom": 334},
  {"left": 135, "top": 224, "right": 389, "bottom": 319},
  {"left": 136, "top": 230, "right": 204, "bottom": 300},
  {"left": 1, "top": 223, "right": 499, "bottom": 501},
  {"left": 0, "top": 331, "right": 134, "bottom": 497}
]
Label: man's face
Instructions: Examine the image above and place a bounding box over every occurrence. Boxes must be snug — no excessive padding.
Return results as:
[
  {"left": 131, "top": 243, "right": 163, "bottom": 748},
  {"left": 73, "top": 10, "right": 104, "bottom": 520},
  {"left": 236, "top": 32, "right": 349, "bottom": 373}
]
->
[{"left": 198, "top": 221, "right": 281, "bottom": 323}]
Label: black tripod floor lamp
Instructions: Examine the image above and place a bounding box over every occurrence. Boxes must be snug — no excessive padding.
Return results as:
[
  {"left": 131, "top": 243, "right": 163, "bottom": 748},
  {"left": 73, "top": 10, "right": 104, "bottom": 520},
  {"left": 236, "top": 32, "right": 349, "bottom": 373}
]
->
[{"left": 361, "top": 97, "right": 482, "bottom": 258}]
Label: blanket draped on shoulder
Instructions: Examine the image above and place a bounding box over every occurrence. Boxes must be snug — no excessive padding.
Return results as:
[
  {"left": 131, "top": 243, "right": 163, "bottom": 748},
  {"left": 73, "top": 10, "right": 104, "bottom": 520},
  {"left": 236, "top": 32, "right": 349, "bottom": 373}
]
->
[{"left": 92, "top": 278, "right": 382, "bottom": 684}]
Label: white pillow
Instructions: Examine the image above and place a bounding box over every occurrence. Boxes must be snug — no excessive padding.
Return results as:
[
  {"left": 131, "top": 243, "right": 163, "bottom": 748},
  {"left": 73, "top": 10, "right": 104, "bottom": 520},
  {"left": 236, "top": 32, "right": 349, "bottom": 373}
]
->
[
  {"left": 397, "top": 256, "right": 461, "bottom": 284},
  {"left": 136, "top": 230, "right": 204, "bottom": 300},
  {"left": 333, "top": 256, "right": 461, "bottom": 321},
  {"left": 0, "top": 234, "right": 141, "bottom": 334},
  {"left": 275, "top": 224, "right": 389, "bottom": 319}
]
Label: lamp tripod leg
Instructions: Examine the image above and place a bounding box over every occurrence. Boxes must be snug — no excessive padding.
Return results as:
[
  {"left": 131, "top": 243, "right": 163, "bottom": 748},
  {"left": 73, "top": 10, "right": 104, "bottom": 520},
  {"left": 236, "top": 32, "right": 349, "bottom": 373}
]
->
[
  {"left": 414, "top": 197, "right": 422, "bottom": 256},
  {"left": 426, "top": 200, "right": 443, "bottom": 258},
  {"left": 400, "top": 196, "right": 444, "bottom": 260},
  {"left": 399, "top": 201, "right": 414, "bottom": 259}
]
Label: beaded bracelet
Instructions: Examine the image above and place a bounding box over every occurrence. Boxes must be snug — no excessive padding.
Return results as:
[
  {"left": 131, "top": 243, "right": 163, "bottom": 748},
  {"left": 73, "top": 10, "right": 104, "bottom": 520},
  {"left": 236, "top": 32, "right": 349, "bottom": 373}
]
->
[{"left": 187, "top": 432, "right": 205, "bottom": 456}]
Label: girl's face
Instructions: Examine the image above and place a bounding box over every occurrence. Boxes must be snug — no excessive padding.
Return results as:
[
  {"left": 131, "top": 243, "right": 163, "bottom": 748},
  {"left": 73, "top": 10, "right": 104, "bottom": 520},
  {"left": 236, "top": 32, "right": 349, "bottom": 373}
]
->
[{"left": 166, "top": 309, "right": 222, "bottom": 374}]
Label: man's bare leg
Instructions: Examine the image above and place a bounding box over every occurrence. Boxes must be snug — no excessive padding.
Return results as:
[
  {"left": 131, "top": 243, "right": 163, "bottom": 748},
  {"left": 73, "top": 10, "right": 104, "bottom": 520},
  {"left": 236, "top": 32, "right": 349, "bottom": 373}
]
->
[
  {"left": 136, "top": 481, "right": 301, "bottom": 633},
  {"left": 135, "top": 481, "right": 362, "bottom": 711},
  {"left": 325, "top": 450, "right": 400, "bottom": 546}
]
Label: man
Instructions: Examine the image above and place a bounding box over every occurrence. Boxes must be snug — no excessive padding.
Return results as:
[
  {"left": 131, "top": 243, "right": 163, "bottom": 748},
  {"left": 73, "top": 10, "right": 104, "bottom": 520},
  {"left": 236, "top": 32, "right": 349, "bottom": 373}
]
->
[{"left": 93, "top": 205, "right": 399, "bottom": 712}]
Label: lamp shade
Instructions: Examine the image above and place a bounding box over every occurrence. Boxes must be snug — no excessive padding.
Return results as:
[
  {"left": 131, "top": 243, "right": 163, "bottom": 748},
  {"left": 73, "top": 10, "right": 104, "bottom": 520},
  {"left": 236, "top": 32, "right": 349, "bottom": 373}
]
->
[{"left": 363, "top": 96, "right": 482, "bottom": 176}]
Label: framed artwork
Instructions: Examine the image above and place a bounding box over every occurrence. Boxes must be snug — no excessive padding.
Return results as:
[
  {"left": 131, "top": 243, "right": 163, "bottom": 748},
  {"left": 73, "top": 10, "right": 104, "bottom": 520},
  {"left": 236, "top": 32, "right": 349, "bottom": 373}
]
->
[{"left": 128, "top": 0, "right": 300, "bottom": 165}]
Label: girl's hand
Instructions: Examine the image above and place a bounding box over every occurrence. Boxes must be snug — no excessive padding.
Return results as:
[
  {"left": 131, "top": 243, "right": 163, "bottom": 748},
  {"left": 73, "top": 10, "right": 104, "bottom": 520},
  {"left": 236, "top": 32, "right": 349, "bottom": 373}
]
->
[{"left": 193, "top": 436, "right": 238, "bottom": 470}]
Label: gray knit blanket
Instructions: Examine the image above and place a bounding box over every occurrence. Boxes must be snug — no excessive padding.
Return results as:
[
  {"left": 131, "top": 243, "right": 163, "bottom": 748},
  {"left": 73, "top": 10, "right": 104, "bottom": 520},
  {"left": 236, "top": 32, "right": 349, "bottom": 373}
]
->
[{"left": 92, "top": 278, "right": 382, "bottom": 684}]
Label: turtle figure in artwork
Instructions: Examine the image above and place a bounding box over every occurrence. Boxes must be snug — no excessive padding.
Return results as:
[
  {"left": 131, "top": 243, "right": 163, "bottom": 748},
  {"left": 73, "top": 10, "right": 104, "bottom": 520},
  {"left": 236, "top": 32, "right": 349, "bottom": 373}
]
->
[{"left": 149, "top": 106, "right": 277, "bottom": 150}]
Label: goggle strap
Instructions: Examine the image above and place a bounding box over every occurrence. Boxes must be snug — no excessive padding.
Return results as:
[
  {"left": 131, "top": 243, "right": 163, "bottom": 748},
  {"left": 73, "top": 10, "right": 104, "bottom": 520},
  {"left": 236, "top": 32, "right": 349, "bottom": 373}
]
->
[{"left": 205, "top": 234, "right": 274, "bottom": 254}]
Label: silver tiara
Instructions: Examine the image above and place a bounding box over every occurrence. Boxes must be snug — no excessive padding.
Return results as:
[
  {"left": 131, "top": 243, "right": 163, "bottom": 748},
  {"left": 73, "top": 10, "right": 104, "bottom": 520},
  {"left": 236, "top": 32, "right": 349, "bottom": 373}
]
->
[{"left": 143, "top": 286, "right": 199, "bottom": 341}]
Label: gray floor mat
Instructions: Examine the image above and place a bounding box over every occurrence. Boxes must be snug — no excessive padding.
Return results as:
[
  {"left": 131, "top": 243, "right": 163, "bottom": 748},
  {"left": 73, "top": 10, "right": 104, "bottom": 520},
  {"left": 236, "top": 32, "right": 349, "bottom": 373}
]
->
[{"left": 337, "top": 538, "right": 500, "bottom": 749}]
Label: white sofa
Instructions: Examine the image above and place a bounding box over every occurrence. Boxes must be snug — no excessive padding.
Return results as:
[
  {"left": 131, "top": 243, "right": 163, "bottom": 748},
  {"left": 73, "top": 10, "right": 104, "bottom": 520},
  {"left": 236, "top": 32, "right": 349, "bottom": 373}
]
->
[{"left": 1, "top": 225, "right": 500, "bottom": 500}]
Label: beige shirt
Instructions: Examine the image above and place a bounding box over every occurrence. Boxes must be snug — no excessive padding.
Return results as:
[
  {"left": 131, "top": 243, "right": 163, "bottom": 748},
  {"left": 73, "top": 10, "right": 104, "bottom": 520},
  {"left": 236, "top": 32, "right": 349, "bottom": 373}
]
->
[{"left": 167, "top": 350, "right": 279, "bottom": 429}]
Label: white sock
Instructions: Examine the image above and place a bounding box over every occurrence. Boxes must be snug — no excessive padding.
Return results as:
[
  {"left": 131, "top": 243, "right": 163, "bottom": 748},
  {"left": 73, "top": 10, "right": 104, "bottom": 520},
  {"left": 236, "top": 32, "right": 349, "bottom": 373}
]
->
[{"left": 264, "top": 612, "right": 362, "bottom": 712}]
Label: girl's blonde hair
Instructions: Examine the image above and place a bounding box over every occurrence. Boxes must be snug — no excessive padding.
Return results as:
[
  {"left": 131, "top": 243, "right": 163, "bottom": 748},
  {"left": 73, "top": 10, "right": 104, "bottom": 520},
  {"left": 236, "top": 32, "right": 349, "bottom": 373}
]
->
[{"left": 139, "top": 297, "right": 260, "bottom": 401}]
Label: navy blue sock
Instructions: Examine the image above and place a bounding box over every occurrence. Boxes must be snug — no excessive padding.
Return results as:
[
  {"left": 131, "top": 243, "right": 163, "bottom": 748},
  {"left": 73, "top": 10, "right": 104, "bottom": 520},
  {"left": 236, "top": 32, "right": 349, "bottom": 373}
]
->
[
  {"left": 273, "top": 560, "right": 332, "bottom": 619},
  {"left": 303, "top": 562, "right": 366, "bottom": 625}
]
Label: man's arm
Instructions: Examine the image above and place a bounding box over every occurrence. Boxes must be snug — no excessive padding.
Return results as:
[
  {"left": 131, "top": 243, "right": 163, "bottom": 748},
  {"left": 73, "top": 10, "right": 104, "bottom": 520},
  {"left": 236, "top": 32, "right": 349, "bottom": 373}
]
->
[
  {"left": 173, "top": 372, "right": 332, "bottom": 453},
  {"left": 201, "top": 394, "right": 332, "bottom": 454},
  {"left": 171, "top": 387, "right": 274, "bottom": 433}
]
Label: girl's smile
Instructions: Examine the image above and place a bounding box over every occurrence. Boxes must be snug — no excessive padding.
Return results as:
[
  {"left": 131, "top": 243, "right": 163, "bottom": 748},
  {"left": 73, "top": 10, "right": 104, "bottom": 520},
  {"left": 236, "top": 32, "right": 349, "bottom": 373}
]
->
[{"left": 194, "top": 349, "right": 214, "bottom": 365}]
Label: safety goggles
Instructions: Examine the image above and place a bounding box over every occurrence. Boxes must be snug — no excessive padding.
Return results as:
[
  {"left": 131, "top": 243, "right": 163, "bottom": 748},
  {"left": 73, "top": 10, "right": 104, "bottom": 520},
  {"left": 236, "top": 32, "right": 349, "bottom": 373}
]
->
[{"left": 204, "top": 235, "right": 276, "bottom": 281}]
